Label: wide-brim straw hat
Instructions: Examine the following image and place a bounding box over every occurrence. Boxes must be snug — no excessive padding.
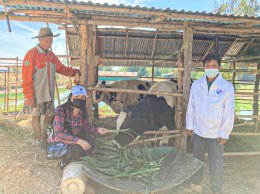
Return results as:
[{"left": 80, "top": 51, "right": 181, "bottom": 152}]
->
[{"left": 32, "top": 27, "right": 60, "bottom": 39}]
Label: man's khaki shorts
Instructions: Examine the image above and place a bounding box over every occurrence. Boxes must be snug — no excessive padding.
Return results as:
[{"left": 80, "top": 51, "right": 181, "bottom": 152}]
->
[{"left": 30, "top": 101, "right": 55, "bottom": 117}]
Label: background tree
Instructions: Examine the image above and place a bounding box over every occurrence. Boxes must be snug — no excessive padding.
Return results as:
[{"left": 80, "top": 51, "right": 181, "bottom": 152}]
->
[{"left": 213, "top": 0, "right": 258, "bottom": 16}]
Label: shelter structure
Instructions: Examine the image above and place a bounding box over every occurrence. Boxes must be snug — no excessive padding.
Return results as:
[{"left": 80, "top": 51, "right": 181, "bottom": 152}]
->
[{"left": 1, "top": 0, "right": 260, "bottom": 151}]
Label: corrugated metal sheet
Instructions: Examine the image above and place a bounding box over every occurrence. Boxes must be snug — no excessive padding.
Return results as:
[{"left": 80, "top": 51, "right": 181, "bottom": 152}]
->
[
  {"left": 66, "top": 28, "right": 260, "bottom": 67},
  {"left": 14, "top": 1, "right": 256, "bottom": 67},
  {"left": 7, "top": 0, "right": 260, "bottom": 21}
]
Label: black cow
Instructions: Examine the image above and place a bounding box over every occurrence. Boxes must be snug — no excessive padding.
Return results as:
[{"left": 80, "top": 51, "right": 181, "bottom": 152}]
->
[{"left": 115, "top": 80, "right": 178, "bottom": 147}]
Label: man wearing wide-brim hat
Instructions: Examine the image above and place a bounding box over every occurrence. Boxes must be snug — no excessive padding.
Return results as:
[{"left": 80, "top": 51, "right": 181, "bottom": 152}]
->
[{"left": 22, "top": 27, "right": 81, "bottom": 141}]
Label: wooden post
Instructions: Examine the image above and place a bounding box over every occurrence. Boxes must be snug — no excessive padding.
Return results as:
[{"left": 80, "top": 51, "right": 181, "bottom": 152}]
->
[
  {"left": 79, "top": 24, "right": 90, "bottom": 122},
  {"left": 232, "top": 61, "right": 236, "bottom": 89},
  {"left": 79, "top": 24, "right": 88, "bottom": 86},
  {"left": 79, "top": 24, "right": 98, "bottom": 124},
  {"left": 93, "top": 26, "right": 99, "bottom": 119},
  {"left": 151, "top": 60, "right": 155, "bottom": 82},
  {"left": 65, "top": 25, "right": 72, "bottom": 86},
  {"left": 178, "top": 22, "right": 193, "bottom": 151},
  {"left": 253, "top": 62, "right": 260, "bottom": 131},
  {"left": 15, "top": 56, "right": 18, "bottom": 111},
  {"left": 174, "top": 50, "right": 185, "bottom": 150},
  {"left": 175, "top": 51, "right": 184, "bottom": 149},
  {"left": 86, "top": 24, "right": 95, "bottom": 124}
]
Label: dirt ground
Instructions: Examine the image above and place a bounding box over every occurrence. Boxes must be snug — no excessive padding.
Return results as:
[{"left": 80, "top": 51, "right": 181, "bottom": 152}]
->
[{"left": 0, "top": 115, "right": 259, "bottom": 194}]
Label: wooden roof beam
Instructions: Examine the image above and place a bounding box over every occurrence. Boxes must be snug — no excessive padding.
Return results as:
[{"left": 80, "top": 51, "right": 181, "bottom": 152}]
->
[
  {"left": 240, "top": 39, "right": 255, "bottom": 55},
  {"left": 2, "top": 0, "right": 260, "bottom": 25},
  {"left": 1, "top": 12, "right": 260, "bottom": 35},
  {"left": 222, "top": 38, "right": 238, "bottom": 58}
]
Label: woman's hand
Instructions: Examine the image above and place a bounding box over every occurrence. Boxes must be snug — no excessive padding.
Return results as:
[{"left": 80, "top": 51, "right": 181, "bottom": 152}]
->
[
  {"left": 97, "top": 127, "right": 108, "bottom": 135},
  {"left": 77, "top": 139, "right": 91, "bottom": 150}
]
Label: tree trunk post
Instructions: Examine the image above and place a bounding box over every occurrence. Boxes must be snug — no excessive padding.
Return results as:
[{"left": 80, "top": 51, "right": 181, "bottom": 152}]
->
[
  {"left": 177, "top": 22, "right": 193, "bottom": 151},
  {"left": 79, "top": 24, "right": 98, "bottom": 124}
]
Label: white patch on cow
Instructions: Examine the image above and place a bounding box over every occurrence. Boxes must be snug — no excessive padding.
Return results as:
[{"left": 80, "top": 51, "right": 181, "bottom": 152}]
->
[
  {"left": 159, "top": 125, "right": 168, "bottom": 131},
  {"left": 116, "top": 111, "right": 127, "bottom": 131},
  {"left": 149, "top": 81, "right": 177, "bottom": 108},
  {"left": 93, "top": 80, "right": 154, "bottom": 114}
]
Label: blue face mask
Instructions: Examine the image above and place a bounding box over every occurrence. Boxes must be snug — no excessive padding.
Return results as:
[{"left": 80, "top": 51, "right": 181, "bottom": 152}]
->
[{"left": 205, "top": 69, "right": 219, "bottom": 78}]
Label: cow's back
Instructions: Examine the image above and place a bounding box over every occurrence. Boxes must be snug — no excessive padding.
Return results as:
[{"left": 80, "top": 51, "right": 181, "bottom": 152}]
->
[
  {"left": 94, "top": 80, "right": 153, "bottom": 114},
  {"left": 149, "top": 80, "right": 178, "bottom": 108}
]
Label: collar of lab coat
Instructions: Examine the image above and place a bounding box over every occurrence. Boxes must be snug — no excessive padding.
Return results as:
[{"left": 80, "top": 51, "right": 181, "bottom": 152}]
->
[{"left": 202, "top": 72, "right": 223, "bottom": 92}]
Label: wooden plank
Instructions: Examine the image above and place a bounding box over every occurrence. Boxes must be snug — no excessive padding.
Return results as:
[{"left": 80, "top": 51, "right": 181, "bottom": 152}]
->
[
  {"left": 88, "top": 19, "right": 260, "bottom": 34},
  {"left": 86, "top": 86, "right": 183, "bottom": 97},
  {"left": 223, "top": 152, "right": 260, "bottom": 156},
  {"left": 126, "top": 134, "right": 181, "bottom": 147},
  {"left": 231, "top": 132, "right": 260, "bottom": 136},
  {"left": 235, "top": 115, "right": 260, "bottom": 119}
]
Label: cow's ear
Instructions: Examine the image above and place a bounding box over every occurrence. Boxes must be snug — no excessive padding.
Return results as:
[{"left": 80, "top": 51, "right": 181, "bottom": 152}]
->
[
  {"left": 101, "top": 80, "right": 106, "bottom": 85},
  {"left": 127, "top": 111, "right": 133, "bottom": 118}
]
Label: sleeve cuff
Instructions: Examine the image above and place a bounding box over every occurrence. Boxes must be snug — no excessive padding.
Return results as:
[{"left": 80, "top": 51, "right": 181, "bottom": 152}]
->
[
  {"left": 186, "top": 125, "right": 193, "bottom": 130},
  {"left": 72, "top": 137, "right": 80, "bottom": 144},
  {"left": 218, "top": 131, "right": 230, "bottom": 139}
]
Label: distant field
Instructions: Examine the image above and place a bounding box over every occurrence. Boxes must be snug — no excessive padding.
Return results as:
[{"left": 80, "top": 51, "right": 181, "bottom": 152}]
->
[{"left": 0, "top": 87, "right": 69, "bottom": 112}]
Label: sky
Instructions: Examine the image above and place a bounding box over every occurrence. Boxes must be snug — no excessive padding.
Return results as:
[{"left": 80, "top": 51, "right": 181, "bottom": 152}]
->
[{"left": 0, "top": 0, "right": 221, "bottom": 60}]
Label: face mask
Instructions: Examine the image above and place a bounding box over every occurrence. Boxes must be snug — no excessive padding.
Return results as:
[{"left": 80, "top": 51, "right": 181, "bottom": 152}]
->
[
  {"left": 72, "top": 99, "right": 86, "bottom": 108},
  {"left": 205, "top": 68, "right": 219, "bottom": 78}
]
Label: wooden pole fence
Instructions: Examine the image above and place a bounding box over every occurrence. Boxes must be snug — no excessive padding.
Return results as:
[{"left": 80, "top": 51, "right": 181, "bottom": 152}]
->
[{"left": 86, "top": 86, "right": 183, "bottom": 97}]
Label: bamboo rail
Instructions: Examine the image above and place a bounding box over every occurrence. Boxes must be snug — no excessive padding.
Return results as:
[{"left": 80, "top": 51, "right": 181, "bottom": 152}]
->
[
  {"left": 87, "top": 86, "right": 260, "bottom": 97},
  {"left": 231, "top": 132, "right": 260, "bottom": 136},
  {"left": 126, "top": 134, "right": 181, "bottom": 147},
  {"left": 86, "top": 86, "right": 183, "bottom": 97},
  {"left": 236, "top": 115, "right": 260, "bottom": 119},
  {"left": 223, "top": 152, "right": 260, "bottom": 156}
]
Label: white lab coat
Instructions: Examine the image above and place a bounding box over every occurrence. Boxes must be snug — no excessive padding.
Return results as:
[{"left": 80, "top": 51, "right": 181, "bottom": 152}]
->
[{"left": 186, "top": 73, "right": 235, "bottom": 139}]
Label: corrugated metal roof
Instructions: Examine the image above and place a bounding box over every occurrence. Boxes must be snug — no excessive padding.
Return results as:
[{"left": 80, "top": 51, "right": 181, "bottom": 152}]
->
[
  {"left": 11, "top": 0, "right": 260, "bottom": 18},
  {"left": 6, "top": 0, "right": 260, "bottom": 23},
  {"left": 66, "top": 28, "right": 260, "bottom": 68},
  {"left": 8, "top": 0, "right": 257, "bottom": 68}
]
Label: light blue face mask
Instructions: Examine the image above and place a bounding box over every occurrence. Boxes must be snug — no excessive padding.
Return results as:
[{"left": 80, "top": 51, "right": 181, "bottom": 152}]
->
[{"left": 205, "top": 69, "right": 219, "bottom": 78}]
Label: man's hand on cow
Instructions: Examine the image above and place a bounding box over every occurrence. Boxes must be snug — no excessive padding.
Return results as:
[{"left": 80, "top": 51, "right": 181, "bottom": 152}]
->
[
  {"left": 97, "top": 127, "right": 108, "bottom": 135},
  {"left": 218, "top": 137, "right": 227, "bottom": 145},
  {"left": 77, "top": 139, "right": 91, "bottom": 150},
  {"left": 186, "top": 129, "right": 194, "bottom": 136},
  {"left": 25, "top": 98, "right": 35, "bottom": 107}
]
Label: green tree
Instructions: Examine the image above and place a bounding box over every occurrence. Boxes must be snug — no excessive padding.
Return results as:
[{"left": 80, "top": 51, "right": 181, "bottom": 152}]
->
[
  {"left": 213, "top": 0, "right": 258, "bottom": 16},
  {"left": 138, "top": 67, "right": 150, "bottom": 77}
]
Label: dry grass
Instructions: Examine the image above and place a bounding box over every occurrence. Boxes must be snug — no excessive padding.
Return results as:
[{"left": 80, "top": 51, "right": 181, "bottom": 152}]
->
[
  {"left": 0, "top": 115, "right": 62, "bottom": 194},
  {"left": 0, "top": 115, "right": 259, "bottom": 194}
]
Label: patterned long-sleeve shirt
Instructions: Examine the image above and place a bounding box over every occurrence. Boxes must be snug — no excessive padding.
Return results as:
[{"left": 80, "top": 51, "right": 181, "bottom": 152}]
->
[{"left": 53, "top": 106, "right": 99, "bottom": 144}]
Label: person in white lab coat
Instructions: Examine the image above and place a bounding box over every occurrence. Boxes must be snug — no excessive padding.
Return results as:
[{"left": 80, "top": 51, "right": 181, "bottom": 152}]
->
[{"left": 186, "top": 53, "right": 235, "bottom": 194}]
